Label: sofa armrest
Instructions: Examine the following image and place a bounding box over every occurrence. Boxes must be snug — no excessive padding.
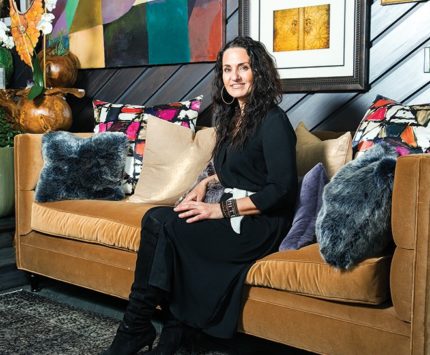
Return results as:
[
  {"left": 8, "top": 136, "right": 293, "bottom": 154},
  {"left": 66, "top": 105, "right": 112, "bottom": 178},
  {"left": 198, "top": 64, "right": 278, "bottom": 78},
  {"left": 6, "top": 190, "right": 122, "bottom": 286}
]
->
[{"left": 390, "top": 154, "right": 430, "bottom": 354}]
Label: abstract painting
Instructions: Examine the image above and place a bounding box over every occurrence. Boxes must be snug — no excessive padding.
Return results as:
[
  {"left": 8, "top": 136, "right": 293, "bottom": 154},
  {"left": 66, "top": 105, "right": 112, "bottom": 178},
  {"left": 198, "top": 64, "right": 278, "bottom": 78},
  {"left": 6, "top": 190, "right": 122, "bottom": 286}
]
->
[{"left": 49, "top": 0, "right": 225, "bottom": 69}]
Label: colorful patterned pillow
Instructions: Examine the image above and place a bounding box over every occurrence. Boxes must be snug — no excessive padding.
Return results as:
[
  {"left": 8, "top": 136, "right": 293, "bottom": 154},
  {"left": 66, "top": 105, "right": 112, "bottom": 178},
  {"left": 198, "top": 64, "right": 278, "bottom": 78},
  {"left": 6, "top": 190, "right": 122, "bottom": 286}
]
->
[
  {"left": 352, "top": 96, "right": 430, "bottom": 157},
  {"left": 93, "top": 96, "right": 203, "bottom": 194}
]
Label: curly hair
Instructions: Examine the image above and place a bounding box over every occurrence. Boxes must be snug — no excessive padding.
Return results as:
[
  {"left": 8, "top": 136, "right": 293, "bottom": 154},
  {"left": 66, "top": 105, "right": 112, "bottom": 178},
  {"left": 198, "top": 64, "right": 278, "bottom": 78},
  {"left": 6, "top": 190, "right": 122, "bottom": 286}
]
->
[{"left": 212, "top": 36, "right": 282, "bottom": 154}]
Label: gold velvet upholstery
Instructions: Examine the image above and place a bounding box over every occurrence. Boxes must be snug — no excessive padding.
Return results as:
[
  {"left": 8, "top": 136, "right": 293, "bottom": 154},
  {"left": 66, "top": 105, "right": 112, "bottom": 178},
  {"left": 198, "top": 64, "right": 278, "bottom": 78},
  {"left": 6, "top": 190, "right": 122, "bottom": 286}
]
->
[
  {"left": 390, "top": 155, "right": 430, "bottom": 355},
  {"left": 239, "top": 287, "right": 410, "bottom": 355},
  {"left": 31, "top": 200, "right": 158, "bottom": 251},
  {"left": 14, "top": 133, "right": 430, "bottom": 354},
  {"left": 246, "top": 244, "right": 391, "bottom": 304}
]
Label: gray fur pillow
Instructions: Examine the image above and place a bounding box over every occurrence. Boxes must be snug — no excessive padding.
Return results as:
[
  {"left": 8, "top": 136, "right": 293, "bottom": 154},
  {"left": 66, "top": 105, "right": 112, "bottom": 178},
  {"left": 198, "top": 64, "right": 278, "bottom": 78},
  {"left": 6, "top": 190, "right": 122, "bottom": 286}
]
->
[
  {"left": 35, "top": 131, "right": 128, "bottom": 203},
  {"left": 177, "top": 160, "right": 224, "bottom": 205},
  {"left": 196, "top": 160, "right": 224, "bottom": 203},
  {"left": 315, "top": 143, "right": 398, "bottom": 269}
]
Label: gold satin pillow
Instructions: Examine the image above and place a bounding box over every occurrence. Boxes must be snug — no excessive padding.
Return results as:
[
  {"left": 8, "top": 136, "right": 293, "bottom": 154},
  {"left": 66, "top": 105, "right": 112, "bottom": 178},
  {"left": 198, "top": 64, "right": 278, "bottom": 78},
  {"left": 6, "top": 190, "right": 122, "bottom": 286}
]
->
[
  {"left": 129, "top": 117, "right": 216, "bottom": 205},
  {"left": 295, "top": 122, "right": 353, "bottom": 179}
]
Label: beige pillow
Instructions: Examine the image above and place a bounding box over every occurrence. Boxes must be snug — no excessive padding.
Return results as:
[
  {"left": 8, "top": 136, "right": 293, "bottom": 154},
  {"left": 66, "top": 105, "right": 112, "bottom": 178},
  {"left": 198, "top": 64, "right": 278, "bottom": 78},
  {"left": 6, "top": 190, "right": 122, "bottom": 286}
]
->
[
  {"left": 129, "top": 117, "right": 216, "bottom": 205},
  {"left": 295, "top": 122, "right": 352, "bottom": 179}
]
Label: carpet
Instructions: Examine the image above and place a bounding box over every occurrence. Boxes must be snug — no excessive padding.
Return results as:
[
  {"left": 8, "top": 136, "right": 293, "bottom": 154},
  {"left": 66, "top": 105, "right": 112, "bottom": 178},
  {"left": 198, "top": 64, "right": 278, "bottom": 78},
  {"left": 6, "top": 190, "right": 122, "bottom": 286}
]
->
[
  {"left": 0, "top": 290, "right": 244, "bottom": 355},
  {"left": 0, "top": 289, "right": 304, "bottom": 355},
  {"left": 0, "top": 290, "right": 120, "bottom": 354}
]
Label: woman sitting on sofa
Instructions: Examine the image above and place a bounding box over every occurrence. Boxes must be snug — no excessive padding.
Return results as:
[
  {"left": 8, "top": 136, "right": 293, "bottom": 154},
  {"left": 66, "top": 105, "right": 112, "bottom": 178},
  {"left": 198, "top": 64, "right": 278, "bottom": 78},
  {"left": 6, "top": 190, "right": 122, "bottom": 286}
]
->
[{"left": 103, "top": 36, "right": 298, "bottom": 355}]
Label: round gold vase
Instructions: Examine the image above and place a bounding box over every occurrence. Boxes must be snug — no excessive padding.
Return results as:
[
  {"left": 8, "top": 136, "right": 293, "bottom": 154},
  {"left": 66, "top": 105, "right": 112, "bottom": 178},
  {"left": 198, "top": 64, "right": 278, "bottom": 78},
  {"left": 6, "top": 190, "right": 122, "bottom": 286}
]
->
[
  {"left": 0, "top": 87, "right": 86, "bottom": 134},
  {"left": 17, "top": 93, "right": 73, "bottom": 133},
  {"left": 38, "top": 50, "right": 80, "bottom": 88}
]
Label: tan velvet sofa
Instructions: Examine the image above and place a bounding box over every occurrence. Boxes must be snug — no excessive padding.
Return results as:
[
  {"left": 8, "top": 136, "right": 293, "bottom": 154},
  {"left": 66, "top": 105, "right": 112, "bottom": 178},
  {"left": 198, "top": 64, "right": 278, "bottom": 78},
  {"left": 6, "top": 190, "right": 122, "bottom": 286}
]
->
[{"left": 14, "top": 133, "right": 430, "bottom": 355}]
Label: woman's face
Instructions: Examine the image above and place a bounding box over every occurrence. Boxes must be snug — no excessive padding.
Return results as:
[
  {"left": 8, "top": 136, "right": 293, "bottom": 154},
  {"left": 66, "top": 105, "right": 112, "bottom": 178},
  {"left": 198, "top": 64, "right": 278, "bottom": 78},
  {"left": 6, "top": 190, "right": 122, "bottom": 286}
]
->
[{"left": 222, "top": 47, "right": 253, "bottom": 109}]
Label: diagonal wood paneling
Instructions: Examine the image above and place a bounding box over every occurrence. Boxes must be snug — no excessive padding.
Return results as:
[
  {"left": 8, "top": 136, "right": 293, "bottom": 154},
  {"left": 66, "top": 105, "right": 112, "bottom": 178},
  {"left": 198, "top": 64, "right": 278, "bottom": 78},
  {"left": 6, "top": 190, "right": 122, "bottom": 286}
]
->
[
  {"left": 285, "top": 1, "right": 430, "bottom": 132},
  {"left": 8, "top": 0, "right": 430, "bottom": 134}
]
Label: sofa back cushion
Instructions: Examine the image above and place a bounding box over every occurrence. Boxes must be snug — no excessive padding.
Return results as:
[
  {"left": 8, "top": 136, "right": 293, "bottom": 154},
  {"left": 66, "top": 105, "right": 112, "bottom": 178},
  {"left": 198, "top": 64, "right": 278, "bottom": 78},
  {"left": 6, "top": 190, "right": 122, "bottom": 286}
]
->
[{"left": 295, "top": 122, "right": 353, "bottom": 179}]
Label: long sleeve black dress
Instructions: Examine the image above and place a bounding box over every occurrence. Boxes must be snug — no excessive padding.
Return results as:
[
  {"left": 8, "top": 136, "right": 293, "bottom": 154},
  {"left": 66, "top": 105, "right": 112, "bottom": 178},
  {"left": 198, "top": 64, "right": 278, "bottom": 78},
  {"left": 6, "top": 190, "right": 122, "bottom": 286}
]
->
[{"left": 142, "top": 106, "right": 297, "bottom": 338}]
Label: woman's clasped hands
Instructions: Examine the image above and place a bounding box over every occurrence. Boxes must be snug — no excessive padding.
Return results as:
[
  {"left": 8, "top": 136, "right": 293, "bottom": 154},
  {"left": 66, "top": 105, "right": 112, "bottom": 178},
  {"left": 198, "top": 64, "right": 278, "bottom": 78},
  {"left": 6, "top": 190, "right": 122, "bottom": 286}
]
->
[{"left": 174, "top": 177, "right": 223, "bottom": 223}]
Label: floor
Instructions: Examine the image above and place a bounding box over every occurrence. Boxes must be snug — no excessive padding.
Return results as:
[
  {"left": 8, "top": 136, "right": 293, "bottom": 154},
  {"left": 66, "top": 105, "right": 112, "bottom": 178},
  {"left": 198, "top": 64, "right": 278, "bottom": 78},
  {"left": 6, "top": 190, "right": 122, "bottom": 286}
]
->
[{"left": 0, "top": 216, "right": 313, "bottom": 354}]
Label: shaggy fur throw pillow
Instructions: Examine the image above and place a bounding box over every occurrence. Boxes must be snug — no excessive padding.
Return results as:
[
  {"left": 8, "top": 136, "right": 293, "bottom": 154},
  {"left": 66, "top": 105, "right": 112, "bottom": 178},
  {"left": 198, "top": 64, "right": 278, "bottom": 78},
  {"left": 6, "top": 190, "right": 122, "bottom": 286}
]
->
[
  {"left": 176, "top": 160, "right": 224, "bottom": 205},
  {"left": 35, "top": 132, "right": 128, "bottom": 203},
  {"left": 315, "top": 143, "right": 398, "bottom": 269},
  {"left": 195, "top": 160, "right": 225, "bottom": 203}
]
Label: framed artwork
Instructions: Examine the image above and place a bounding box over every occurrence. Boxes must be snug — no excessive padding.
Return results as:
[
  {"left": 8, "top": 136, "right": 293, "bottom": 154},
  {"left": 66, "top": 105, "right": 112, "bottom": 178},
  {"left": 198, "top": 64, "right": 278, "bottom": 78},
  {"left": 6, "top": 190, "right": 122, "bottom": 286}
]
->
[
  {"left": 239, "top": 0, "right": 370, "bottom": 92},
  {"left": 49, "top": 0, "right": 225, "bottom": 69},
  {"left": 381, "top": 0, "right": 425, "bottom": 4}
]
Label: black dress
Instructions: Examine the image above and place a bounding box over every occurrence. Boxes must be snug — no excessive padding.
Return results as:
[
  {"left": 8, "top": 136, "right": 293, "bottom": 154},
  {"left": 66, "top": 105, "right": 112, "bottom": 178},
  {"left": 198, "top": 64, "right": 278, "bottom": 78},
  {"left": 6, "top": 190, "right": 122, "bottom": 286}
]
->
[{"left": 144, "top": 106, "right": 297, "bottom": 338}]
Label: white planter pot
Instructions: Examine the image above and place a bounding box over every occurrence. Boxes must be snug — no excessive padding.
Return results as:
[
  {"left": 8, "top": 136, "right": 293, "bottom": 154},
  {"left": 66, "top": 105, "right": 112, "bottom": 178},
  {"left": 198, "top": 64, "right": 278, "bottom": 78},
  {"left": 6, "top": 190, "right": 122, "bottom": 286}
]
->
[{"left": 0, "top": 146, "right": 14, "bottom": 217}]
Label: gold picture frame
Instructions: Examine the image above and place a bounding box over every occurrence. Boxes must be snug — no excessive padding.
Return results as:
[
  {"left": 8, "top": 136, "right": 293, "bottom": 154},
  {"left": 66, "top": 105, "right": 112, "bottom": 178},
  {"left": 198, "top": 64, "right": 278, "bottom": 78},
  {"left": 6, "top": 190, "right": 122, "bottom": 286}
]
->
[{"left": 381, "top": 0, "right": 426, "bottom": 4}]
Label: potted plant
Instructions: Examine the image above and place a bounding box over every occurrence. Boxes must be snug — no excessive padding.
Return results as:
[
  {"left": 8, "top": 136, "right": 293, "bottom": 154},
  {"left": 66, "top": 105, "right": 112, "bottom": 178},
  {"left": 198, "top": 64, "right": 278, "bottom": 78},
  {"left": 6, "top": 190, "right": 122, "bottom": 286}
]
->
[{"left": 0, "top": 108, "right": 20, "bottom": 217}]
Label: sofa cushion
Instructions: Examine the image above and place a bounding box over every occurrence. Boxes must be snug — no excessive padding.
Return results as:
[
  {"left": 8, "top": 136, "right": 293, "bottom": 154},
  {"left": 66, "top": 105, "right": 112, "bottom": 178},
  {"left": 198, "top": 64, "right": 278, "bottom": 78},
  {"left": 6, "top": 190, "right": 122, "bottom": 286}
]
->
[
  {"left": 279, "top": 162, "right": 328, "bottom": 251},
  {"left": 129, "top": 117, "right": 216, "bottom": 206},
  {"left": 316, "top": 143, "right": 397, "bottom": 270},
  {"left": 246, "top": 244, "right": 391, "bottom": 305},
  {"left": 31, "top": 200, "right": 159, "bottom": 251},
  {"left": 93, "top": 96, "right": 203, "bottom": 194},
  {"left": 352, "top": 95, "right": 430, "bottom": 157},
  {"left": 295, "top": 122, "right": 353, "bottom": 179},
  {"left": 35, "top": 132, "right": 128, "bottom": 203}
]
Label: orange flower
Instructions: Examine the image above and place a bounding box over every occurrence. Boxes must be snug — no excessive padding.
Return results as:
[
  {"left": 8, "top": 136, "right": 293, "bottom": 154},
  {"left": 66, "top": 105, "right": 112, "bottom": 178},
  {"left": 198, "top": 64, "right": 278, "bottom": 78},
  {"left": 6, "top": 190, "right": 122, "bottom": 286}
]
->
[{"left": 9, "top": 0, "right": 44, "bottom": 67}]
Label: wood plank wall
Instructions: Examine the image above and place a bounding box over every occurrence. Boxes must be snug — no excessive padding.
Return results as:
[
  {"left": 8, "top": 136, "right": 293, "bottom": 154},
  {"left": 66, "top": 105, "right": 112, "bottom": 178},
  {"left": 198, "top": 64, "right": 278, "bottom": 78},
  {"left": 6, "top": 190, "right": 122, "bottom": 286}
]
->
[{"left": 10, "top": 0, "right": 430, "bottom": 133}]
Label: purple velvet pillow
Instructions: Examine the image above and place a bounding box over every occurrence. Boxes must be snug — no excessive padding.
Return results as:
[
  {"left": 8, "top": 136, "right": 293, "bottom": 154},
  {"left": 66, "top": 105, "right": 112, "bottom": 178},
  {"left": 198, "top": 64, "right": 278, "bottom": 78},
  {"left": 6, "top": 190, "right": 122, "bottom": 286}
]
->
[{"left": 279, "top": 163, "right": 328, "bottom": 250}]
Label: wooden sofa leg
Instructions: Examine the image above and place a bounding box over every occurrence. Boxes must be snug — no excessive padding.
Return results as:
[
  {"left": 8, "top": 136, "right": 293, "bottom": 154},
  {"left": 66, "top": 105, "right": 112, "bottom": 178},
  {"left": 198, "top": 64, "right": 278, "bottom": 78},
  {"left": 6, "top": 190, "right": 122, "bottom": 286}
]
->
[{"left": 27, "top": 273, "right": 41, "bottom": 292}]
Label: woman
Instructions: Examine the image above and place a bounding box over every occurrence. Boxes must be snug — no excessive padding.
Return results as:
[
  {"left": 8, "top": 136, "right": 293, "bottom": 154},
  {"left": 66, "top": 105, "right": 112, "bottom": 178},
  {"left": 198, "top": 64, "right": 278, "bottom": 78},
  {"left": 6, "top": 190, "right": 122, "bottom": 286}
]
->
[{"left": 104, "top": 36, "right": 298, "bottom": 355}]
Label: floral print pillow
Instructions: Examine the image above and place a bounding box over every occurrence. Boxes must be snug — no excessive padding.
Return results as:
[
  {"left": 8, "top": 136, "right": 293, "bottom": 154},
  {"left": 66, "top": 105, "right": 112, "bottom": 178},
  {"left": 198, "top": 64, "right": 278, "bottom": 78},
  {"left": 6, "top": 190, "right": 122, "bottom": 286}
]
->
[
  {"left": 352, "top": 96, "right": 430, "bottom": 157},
  {"left": 93, "top": 96, "right": 203, "bottom": 194}
]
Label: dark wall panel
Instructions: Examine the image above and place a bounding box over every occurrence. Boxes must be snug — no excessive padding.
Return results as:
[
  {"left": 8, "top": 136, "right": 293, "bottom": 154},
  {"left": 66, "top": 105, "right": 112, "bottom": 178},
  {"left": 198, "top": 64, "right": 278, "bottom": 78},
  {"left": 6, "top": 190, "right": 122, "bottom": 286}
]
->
[{"left": 8, "top": 0, "right": 430, "bottom": 134}]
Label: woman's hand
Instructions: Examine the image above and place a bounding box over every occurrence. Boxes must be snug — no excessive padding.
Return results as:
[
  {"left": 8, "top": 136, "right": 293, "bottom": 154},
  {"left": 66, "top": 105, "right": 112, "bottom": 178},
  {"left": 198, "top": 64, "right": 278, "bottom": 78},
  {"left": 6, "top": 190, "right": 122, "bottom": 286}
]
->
[
  {"left": 181, "top": 180, "right": 207, "bottom": 203},
  {"left": 180, "top": 174, "right": 219, "bottom": 204},
  {"left": 174, "top": 201, "right": 223, "bottom": 223}
]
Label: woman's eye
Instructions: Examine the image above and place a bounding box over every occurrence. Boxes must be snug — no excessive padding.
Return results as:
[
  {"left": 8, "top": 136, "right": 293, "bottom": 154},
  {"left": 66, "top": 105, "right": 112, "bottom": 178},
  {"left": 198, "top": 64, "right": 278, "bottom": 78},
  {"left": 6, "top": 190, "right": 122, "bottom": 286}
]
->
[
  {"left": 240, "top": 65, "right": 249, "bottom": 71},
  {"left": 223, "top": 68, "right": 230, "bottom": 73}
]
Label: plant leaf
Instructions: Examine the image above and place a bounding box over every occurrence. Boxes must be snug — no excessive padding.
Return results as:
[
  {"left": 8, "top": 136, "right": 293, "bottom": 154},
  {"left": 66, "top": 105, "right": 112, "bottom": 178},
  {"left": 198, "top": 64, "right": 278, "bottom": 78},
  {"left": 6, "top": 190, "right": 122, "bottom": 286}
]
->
[
  {"left": 28, "top": 84, "right": 44, "bottom": 100},
  {"left": 28, "top": 54, "right": 45, "bottom": 100}
]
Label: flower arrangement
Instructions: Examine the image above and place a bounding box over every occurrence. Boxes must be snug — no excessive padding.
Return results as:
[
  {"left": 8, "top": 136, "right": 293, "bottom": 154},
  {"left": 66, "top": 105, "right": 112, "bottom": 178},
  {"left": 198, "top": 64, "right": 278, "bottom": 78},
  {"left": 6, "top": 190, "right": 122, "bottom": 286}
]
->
[{"left": 0, "top": 0, "right": 57, "bottom": 99}]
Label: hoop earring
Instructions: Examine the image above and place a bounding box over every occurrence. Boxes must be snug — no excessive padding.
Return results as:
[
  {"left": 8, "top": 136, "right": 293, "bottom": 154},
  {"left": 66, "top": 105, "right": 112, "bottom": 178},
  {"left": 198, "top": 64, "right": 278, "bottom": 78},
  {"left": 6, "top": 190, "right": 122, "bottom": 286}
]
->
[{"left": 221, "top": 87, "right": 234, "bottom": 105}]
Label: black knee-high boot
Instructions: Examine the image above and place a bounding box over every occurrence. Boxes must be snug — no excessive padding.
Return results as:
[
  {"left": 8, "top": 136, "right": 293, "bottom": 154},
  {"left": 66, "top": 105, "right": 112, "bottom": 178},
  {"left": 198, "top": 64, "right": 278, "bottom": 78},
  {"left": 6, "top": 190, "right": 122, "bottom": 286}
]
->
[
  {"left": 147, "top": 309, "right": 188, "bottom": 355},
  {"left": 103, "top": 211, "right": 169, "bottom": 355}
]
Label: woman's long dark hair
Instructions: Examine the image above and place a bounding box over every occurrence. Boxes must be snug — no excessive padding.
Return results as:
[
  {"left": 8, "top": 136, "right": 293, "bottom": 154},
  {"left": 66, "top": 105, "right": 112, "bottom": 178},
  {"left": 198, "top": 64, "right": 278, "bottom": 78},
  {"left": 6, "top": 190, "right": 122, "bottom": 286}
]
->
[{"left": 212, "top": 36, "right": 282, "bottom": 155}]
